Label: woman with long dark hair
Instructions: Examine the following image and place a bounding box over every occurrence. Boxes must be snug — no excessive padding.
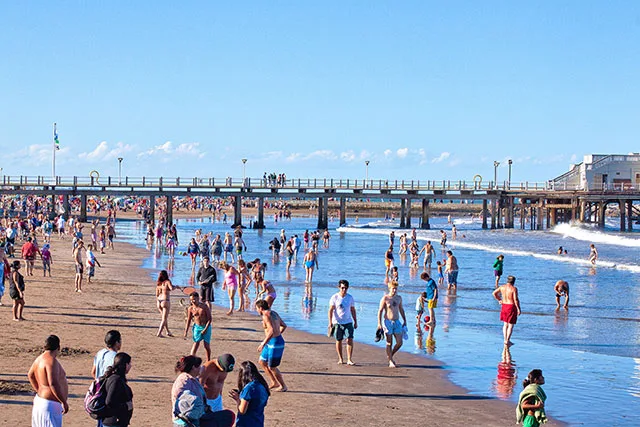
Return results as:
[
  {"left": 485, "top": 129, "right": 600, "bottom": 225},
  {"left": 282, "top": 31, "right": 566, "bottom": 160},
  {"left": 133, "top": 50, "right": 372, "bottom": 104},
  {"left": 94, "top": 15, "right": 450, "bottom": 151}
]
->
[
  {"left": 102, "top": 352, "right": 133, "bottom": 427},
  {"left": 516, "top": 369, "right": 547, "bottom": 427},
  {"left": 171, "top": 355, "right": 204, "bottom": 426},
  {"left": 156, "top": 269, "right": 177, "bottom": 337},
  {"left": 229, "top": 361, "right": 270, "bottom": 427}
]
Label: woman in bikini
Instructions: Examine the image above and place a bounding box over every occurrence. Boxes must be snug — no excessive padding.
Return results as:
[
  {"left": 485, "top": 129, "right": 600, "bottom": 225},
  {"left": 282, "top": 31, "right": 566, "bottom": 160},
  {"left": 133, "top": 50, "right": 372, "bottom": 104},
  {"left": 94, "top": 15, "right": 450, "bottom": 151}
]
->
[
  {"left": 219, "top": 261, "right": 239, "bottom": 315},
  {"left": 303, "top": 249, "right": 318, "bottom": 283},
  {"left": 156, "top": 269, "right": 179, "bottom": 337},
  {"left": 257, "top": 277, "right": 277, "bottom": 308},
  {"left": 237, "top": 259, "right": 252, "bottom": 312}
]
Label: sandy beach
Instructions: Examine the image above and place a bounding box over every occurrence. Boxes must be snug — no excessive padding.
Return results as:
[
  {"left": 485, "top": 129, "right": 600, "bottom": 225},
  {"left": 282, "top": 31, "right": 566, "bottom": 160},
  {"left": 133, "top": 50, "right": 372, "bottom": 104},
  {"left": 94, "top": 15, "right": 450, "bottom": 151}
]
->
[{"left": 0, "top": 229, "right": 560, "bottom": 426}]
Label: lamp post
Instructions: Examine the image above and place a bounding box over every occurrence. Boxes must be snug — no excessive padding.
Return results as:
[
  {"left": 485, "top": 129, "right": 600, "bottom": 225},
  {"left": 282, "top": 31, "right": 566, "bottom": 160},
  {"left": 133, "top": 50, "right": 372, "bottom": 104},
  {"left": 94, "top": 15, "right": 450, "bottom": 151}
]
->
[
  {"left": 493, "top": 160, "right": 500, "bottom": 189},
  {"left": 117, "top": 157, "right": 123, "bottom": 185},
  {"left": 242, "top": 158, "right": 247, "bottom": 185},
  {"left": 508, "top": 159, "right": 513, "bottom": 189},
  {"left": 365, "top": 160, "right": 370, "bottom": 187}
]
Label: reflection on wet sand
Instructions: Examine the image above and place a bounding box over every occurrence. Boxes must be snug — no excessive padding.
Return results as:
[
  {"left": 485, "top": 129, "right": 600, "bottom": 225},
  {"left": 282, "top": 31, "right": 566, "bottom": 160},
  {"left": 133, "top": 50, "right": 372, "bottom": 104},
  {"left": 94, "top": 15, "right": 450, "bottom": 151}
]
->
[{"left": 492, "top": 346, "right": 517, "bottom": 399}]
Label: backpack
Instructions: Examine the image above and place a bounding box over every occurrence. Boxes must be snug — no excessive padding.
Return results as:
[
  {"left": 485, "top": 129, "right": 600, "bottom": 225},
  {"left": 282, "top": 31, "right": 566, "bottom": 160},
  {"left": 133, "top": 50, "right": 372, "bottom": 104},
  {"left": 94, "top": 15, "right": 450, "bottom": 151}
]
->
[{"left": 84, "top": 377, "right": 109, "bottom": 419}]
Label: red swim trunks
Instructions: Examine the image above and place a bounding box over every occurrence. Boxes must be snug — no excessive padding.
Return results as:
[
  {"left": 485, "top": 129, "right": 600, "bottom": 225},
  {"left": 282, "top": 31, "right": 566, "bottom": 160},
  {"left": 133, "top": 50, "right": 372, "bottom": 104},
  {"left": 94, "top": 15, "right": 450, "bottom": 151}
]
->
[{"left": 500, "top": 303, "right": 518, "bottom": 325}]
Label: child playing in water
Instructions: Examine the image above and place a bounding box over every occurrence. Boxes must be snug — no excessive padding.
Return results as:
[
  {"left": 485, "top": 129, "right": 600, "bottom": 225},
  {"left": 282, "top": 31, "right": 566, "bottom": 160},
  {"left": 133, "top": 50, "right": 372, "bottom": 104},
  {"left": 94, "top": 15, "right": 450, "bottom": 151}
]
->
[
  {"left": 436, "top": 261, "right": 444, "bottom": 286},
  {"left": 391, "top": 266, "right": 399, "bottom": 282},
  {"left": 415, "top": 292, "right": 427, "bottom": 326}
]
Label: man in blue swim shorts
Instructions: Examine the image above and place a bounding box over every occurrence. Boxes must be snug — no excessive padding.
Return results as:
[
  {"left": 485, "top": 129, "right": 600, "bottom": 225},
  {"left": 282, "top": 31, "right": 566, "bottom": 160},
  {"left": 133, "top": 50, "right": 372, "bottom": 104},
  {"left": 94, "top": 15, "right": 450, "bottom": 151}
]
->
[
  {"left": 445, "top": 250, "right": 459, "bottom": 290},
  {"left": 256, "top": 299, "right": 288, "bottom": 391},
  {"left": 377, "top": 281, "right": 407, "bottom": 368},
  {"left": 184, "top": 292, "right": 212, "bottom": 361}
]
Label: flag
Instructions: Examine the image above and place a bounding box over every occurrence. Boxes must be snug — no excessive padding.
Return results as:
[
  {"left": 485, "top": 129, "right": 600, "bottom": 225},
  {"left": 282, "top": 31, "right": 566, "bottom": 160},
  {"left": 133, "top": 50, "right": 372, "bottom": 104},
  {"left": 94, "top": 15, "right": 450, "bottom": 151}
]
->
[{"left": 54, "top": 125, "right": 60, "bottom": 150}]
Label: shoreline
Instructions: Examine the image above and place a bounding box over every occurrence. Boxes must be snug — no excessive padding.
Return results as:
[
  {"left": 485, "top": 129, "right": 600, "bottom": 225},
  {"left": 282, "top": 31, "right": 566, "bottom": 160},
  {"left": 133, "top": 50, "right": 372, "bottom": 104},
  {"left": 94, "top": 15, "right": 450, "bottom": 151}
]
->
[{"left": 0, "top": 228, "right": 543, "bottom": 426}]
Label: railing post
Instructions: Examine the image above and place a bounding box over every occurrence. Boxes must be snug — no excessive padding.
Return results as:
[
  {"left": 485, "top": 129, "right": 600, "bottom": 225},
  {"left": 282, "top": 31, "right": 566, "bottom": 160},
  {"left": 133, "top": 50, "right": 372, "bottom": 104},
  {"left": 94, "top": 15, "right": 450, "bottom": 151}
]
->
[
  {"left": 395, "top": 180, "right": 398, "bottom": 190},
  {"left": 346, "top": 179, "right": 349, "bottom": 188},
  {"left": 142, "top": 176, "right": 146, "bottom": 186},
  {"left": 74, "top": 176, "right": 77, "bottom": 186},
  {"left": 324, "top": 178, "right": 327, "bottom": 187},
  {"left": 314, "top": 178, "right": 317, "bottom": 188},
  {"left": 160, "top": 177, "right": 163, "bottom": 187},
  {"left": 125, "top": 177, "right": 129, "bottom": 186}
]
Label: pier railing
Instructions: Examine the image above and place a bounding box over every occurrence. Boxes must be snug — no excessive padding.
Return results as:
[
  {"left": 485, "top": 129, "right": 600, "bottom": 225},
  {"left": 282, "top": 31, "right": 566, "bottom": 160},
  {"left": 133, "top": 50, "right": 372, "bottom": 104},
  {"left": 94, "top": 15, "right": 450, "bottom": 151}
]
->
[{"left": 0, "top": 175, "right": 561, "bottom": 192}]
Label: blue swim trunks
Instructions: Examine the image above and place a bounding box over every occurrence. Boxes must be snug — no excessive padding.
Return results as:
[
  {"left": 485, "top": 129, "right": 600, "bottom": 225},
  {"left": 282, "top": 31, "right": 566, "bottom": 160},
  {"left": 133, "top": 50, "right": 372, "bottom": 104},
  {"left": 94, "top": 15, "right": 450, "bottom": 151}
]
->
[
  {"left": 259, "top": 335, "right": 285, "bottom": 368},
  {"left": 448, "top": 270, "right": 459, "bottom": 284},
  {"left": 193, "top": 324, "right": 211, "bottom": 344},
  {"left": 383, "top": 319, "right": 403, "bottom": 335}
]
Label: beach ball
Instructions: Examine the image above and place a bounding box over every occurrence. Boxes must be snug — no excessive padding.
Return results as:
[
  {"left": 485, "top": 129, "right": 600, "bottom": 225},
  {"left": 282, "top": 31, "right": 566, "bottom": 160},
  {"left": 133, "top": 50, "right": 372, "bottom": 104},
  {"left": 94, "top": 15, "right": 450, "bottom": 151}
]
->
[{"left": 424, "top": 316, "right": 430, "bottom": 323}]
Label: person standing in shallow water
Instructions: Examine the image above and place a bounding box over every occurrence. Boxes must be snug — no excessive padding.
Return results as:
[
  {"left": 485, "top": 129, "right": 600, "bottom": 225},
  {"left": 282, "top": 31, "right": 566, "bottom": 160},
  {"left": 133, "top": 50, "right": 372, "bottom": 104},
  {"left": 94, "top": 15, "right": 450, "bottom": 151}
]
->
[
  {"left": 516, "top": 369, "right": 547, "bottom": 427},
  {"left": 492, "top": 275, "right": 521, "bottom": 347}
]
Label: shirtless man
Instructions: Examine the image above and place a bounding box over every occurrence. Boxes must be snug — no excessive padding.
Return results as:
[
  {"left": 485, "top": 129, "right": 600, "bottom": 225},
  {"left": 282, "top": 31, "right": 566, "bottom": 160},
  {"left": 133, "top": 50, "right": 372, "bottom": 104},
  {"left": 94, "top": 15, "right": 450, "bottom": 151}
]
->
[
  {"left": 377, "top": 281, "right": 407, "bottom": 368},
  {"left": 492, "top": 275, "right": 521, "bottom": 347},
  {"left": 256, "top": 299, "right": 288, "bottom": 392},
  {"left": 28, "top": 335, "right": 69, "bottom": 427},
  {"left": 73, "top": 240, "right": 85, "bottom": 293},
  {"left": 184, "top": 292, "right": 212, "bottom": 361},
  {"left": 445, "top": 250, "right": 459, "bottom": 290},
  {"left": 554, "top": 280, "right": 570, "bottom": 309},
  {"left": 200, "top": 353, "right": 235, "bottom": 412},
  {"left": 419, "top": 240, "right": 436, "bottom": 269}
]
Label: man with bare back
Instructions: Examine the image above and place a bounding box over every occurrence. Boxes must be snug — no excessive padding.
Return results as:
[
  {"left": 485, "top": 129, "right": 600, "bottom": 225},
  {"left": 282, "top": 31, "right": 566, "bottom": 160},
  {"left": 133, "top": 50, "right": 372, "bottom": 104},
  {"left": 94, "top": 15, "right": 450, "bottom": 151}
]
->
[
  {"left": 445, "top": 250, "right": 459, "bottom": 290},
  {"left": 492, "top": 275, "right": 521, "bottom": 347},
  {"left": 200, "top": 353, "right": 235, "bottom": 411},
  {"left": 73, "top": 240, "right": 84, "bottom": 293},
  {"left": 184, "top": 292, "right": 212, "bottom": 361},
  {"left": 256, "top": 299, "right": 288, "bottom": 392},
  {"left": 28, "top": 335, "right": 69, "bottom": 427},
  {"left": 377, "top": 281, "right": 407, "bottom": 368}
]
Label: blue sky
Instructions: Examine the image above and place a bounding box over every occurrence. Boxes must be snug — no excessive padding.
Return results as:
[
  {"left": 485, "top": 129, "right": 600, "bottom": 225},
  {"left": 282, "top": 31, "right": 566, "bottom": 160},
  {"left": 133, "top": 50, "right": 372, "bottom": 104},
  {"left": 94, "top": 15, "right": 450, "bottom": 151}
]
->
[{"left": 1, "top": 1, "right": 639, "bottom": 183}]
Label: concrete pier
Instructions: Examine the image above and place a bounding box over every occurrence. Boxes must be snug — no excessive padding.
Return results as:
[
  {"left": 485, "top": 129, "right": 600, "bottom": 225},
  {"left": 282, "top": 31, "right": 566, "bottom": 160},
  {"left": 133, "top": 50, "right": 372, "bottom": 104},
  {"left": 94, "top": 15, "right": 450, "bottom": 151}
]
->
[
  {"left": 421, "top": 199, "right": 430, "bottom": 229},
  {"left": 256, "top": 197, "right": 265, "bottom": 229},
  {"left": 339, "top": 197, "right": 347, "bottom": 226},
  {"left": 232, "top": 196, "right": 242, "bottom": 228}
]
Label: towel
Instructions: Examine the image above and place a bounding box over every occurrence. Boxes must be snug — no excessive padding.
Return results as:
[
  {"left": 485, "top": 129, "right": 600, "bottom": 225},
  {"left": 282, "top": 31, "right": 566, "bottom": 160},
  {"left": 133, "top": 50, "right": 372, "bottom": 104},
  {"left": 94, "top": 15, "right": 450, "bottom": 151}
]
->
[{"left": 516, "top": 384, "right": 547, "bottom": 425}]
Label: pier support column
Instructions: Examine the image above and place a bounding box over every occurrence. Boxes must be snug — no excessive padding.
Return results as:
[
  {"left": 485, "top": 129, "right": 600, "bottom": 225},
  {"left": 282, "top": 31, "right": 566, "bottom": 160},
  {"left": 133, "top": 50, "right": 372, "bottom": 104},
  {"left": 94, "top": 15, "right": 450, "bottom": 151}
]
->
[
  {"left": 149, "top": 196, "right": 156, "bottom": 223},
  {"left": 79, "top": 194, "right": 87, "bottom": 222},
  {"left": 62, "top": 194, "right": 71, "bottom": 218},
  {"left": 549, "top": 208, "right": 557, "bottom": 228},
  {"left": 256, "top": 197, "right": 265, "bottom": 229},
  {"left": 232, "top": 196, "right": 242, "bottom": 228},
  {"left": 339, "top": 197, "right": 347, "bottom": 226},
  {"left": 619, "top": 200, "right": 626, "bottom": 231},
  {"left": 627, "top": 201, "right": 633, "bottom": 232},
  {"left": 536, "top": 199, "right": 543, "bottom": 230},
  {"left": 421, "top": 199, "right": 431, "bottom": 229},
  {"left": 405, "top": 199, "right": 412, "bottom": 229},
  {"left": 166, "top": 196, "right": 173, "bottom": 225},
  {"left": 598, "top": 202, "right": 606, "bottom": 228},
  {"left": 520, "top": 201, "right": 526, "bottom": 229},
  {"left": 317, "top": 197, "right": 328, "bottom": 230},
  {"left": 400, "top": 199, "right": 406, "bottom": 228},
  {"left": 482, "top": 199, "right": 488, "bottom": 229},
  {"left": 490, "top": 199, "right": 497, "bottom": 229}
]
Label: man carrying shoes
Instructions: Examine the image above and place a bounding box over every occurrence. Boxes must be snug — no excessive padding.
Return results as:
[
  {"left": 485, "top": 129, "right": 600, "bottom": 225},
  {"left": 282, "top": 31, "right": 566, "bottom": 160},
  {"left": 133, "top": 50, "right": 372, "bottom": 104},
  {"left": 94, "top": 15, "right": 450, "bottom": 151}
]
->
[{"left": 328, "top": 279, "right": 358, "bottom": 366}]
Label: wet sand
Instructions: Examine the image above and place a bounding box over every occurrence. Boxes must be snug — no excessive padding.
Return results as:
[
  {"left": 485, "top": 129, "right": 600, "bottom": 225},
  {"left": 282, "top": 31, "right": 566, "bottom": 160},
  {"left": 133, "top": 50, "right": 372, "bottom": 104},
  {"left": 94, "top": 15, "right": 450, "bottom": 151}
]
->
[{"left": 0, "top": 233, "right": 559, "bottom": 426}]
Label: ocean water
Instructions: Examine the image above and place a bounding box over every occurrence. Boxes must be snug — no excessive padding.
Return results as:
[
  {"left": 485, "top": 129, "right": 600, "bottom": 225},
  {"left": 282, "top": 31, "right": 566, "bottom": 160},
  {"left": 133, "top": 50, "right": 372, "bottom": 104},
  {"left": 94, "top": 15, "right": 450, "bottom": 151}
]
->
[{"left": 116, "top": 214, "right": 640, "bottom": 426}]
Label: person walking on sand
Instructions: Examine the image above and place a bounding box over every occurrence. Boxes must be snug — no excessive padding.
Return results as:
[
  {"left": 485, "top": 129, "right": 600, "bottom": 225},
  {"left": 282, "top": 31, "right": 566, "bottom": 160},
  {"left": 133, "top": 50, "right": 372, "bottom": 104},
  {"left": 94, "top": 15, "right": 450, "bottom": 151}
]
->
[
  {"left": 219, "top": 261, "right": 239, "bottom": 315},
  {"left": 588, "top": 244, "right": 598, "bottom": 265},
  {"left": 303, "top": 248, "right": 318, "bottom": 283},
  {"left": 184, "top": 292, "right": 212, "bottom": 361},
  {"left": 256, "top": 299, "right": 288, "bottom": 392},
  {"left": 377, "top": 281, "right": 407, "bottom": 368},
  {"left": 420, "top": 272, "right": 438, "bottom": 325},
  {"left": 28, "top": 335, "right": 69, "bottom": 427},
  {"left": 86, "top": 244, "right": 102, "bottom": 284},
  {"left": 516, "top": 369, "right": 547, "bottom": 427},
  {"left": 328, "top": 279, "right": 358, "bottom": 366},
  {"left": 492, "top": 275, "right": 521, "bottom": 347},
  {"left": 197, "top": 256, "right": 217, "bottom": 310},
  {"left": 92, "top": 330, "right": 122, "bottom": 380},
  {"left": 445, "top": 250, "right": 459, "bottom": 290},
  {"left": 9, "top": 260, "right": 26, "bottom": 321},
  {"left": 493, "top": 254, "right": 504, "bottom": 288},
  {"left": 21, "top": 236, "right": 40, "bottom": 276},
  {"left": 554, "top": 280, "right": 570, "bottom": 309},
  {"left": 101, "top": 352, "right": 134, "bottom": 427},
  {"left": 156, "top": 270, "right": 180, "bottom": 337},
  {"left": 73, "top": 240, "right": 85, "bottom": 293}
]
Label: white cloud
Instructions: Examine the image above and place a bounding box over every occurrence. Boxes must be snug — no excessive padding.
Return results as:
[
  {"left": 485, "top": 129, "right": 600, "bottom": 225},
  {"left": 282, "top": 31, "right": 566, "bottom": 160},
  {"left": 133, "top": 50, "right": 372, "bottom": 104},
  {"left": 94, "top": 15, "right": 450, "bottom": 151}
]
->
[
  {"left": 3, "top": 144, "right": 70, "bottom": 167},
  {"left": 431, "top": 152, "right": 451, "bottom": 163},
  {"left": 285, "top": 153, "right": 302, "bottom": 162},
  {"left": 305, "top": 150, "right": 337, "bottom": 161},
  {"left": 383, "top": 149, "right": 392, "bottom": 158},
  {"left": 340, "top": 150, "right": 356, "bottom": 162},
  {"left": 138, "top": 141, "right": 204, "bottom": 159},
  {"left": 396, "top": 148, "right": 409, "bottom": 158},
  {"left": 78, "top": 141, "right": 134, "bottom": 162}
]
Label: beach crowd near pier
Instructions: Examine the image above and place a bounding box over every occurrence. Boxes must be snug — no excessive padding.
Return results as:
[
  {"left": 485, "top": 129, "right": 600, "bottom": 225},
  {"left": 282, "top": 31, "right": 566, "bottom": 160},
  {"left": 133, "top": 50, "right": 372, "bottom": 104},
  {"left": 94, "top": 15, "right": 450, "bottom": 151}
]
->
[{"left": 0, "top": 194, "right": 575, "bottom": 427}]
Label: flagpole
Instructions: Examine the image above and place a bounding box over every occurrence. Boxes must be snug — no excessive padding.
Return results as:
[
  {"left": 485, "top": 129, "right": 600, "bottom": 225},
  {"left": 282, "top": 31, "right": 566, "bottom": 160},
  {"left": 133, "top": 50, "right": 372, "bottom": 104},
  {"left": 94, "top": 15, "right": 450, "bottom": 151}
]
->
[{"left": 52, "top": 123, "right": 56, "bottom": 184}]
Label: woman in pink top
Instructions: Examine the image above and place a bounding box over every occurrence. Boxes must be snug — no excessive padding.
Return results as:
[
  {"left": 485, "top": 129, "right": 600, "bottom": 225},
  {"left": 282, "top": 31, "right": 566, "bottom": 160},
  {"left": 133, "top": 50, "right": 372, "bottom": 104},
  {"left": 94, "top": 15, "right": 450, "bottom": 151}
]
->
[{"left": 220, "top": 261, "right": 239, "bottom": 315}]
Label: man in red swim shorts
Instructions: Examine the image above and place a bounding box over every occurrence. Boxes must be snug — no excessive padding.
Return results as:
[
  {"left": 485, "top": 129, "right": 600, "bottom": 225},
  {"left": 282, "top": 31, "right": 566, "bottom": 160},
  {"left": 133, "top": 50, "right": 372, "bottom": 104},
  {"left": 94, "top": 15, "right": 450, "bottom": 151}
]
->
[{"left": 492, "top": 275, "right": 521, "bottom": 347}]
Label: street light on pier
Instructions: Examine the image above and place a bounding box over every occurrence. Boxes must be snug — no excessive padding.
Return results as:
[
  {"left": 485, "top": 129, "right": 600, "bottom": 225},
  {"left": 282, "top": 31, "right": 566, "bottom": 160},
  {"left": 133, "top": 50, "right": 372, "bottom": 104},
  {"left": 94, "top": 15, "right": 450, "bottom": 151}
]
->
[
  {"left": 118, "top": 157, "right": 123, "bottom": 185},
  {"left": 365, "top": 160, "right": 370, "bottom": 188},
  {"left": 508, "top": 159, "right": 513, "bottom": 189},
  {"left": 493, "top": 161, "right": 500, "bottom": 189},
  {"left": 242, "top": 158, "right": 248, "bottom": 185}
]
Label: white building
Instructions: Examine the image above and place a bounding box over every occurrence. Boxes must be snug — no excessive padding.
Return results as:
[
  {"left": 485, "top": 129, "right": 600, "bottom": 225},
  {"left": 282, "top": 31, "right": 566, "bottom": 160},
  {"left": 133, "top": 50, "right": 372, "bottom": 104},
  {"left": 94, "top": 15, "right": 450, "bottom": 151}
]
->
[{"left": 552, "top": 154, "right": 640, "bottom": 191}]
